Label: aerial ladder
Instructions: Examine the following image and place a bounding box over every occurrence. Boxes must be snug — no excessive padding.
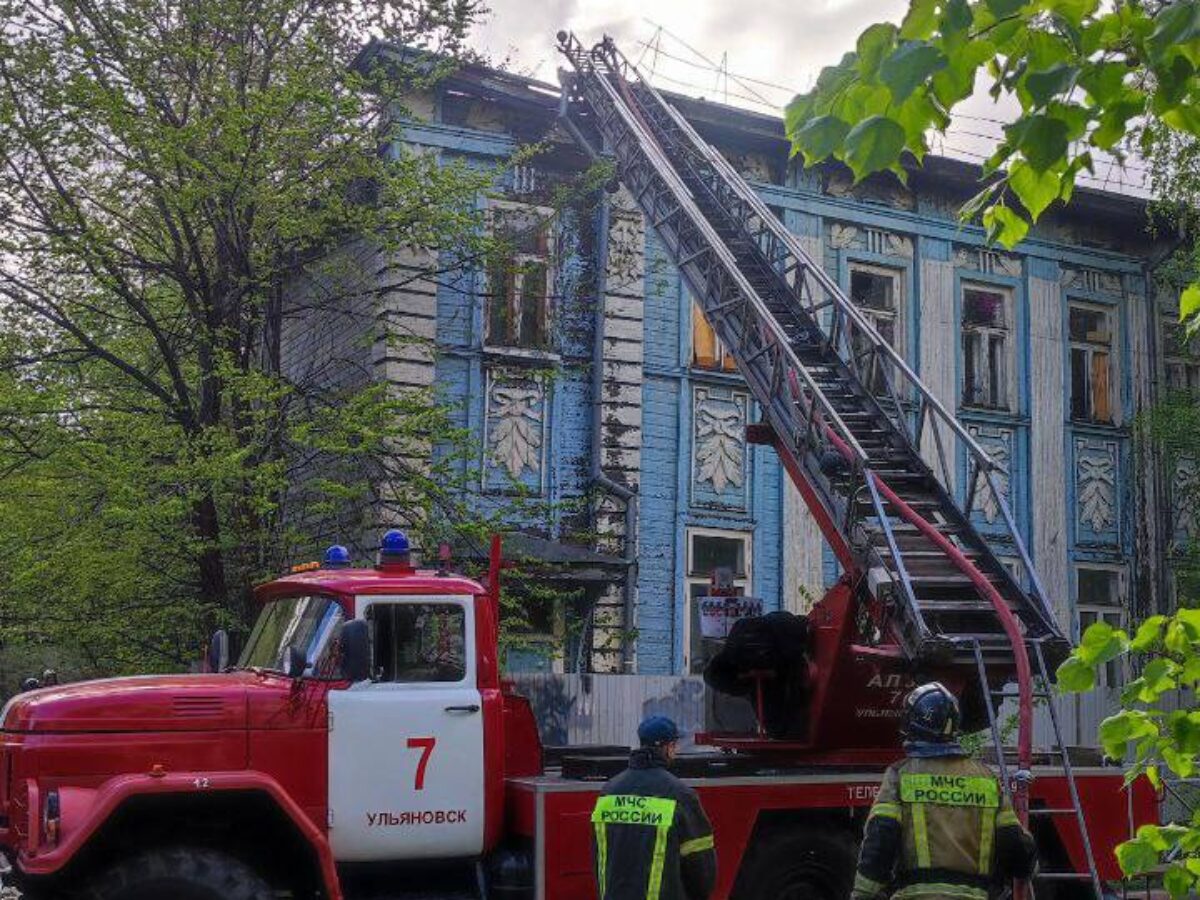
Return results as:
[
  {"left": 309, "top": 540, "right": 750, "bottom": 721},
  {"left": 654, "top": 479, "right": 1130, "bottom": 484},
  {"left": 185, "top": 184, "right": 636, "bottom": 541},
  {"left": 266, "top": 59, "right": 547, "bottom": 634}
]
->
[{"left": 557, "top": 32, "right": 1103, "bottom": 898}]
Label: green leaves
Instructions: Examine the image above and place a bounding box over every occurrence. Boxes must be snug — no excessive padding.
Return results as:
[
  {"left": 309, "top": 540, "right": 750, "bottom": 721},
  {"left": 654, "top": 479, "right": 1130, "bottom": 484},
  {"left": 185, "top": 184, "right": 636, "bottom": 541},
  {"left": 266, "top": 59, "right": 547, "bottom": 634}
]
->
[
  {"left": 857, "top": 24, "right": 899, "bottom": 79},
  {"left": 1077, "top": 619, "right": 1130, "bottom": 666},
  {"left": 900, "top": 0, "right": 940, "bottom": 40},
  {"left": 982, "top": 202, "right": 1029, "bottom": 247},
  {"left": 1056, "top": 656, "right": 1095, "bottom": 692},
  {"left": 845, "top": 116, "right": 907, "bottom": 181},
  {"left": 1181, "top": 285, "right": 1200, "bottom": 323},
  {"left": 791, "top": 115, "right": 851, "bottom": 165},
  {"left": 1009, "top": 160, "right": 1060, "bottom": 218},
  {"left": 1147, "top": 1, "right": 1200, "bottom": 64},
  {"left": 879, "top": 41, "right": 947, "bottom": 103},
  {"left": 1024, "top": 64, "right": 1078, "bottom": 108},
  {"left": 1006, "top": 114, "right": 1070, "bottom": 171}
]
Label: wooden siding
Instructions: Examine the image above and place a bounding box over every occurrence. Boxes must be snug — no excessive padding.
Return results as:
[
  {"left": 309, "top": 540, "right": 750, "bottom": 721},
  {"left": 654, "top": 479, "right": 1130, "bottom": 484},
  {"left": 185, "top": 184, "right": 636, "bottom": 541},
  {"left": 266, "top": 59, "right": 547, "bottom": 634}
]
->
[
  {"left": 1029, "top": 272, "right": 1071, "bottom": 629},
  {"left": 918, "top": 257, "right": 959, "bottom": 491}
]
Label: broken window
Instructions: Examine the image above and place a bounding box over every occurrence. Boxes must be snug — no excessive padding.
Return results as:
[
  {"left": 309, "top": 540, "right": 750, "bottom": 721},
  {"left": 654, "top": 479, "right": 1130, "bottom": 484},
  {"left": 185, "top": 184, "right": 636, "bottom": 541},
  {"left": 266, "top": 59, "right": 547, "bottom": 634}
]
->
[
  {"left": 692, "top": 298, "right": 737, "bottom": 372},
  {"left": 486, "top": 204, "right": 552, "bottom": 350},
  {"left": 1069, "top": 304, "right": 1115, "bottom": 424},
  {"left": 1163, "top": 317, "right": 1200, "bottom": 395},
  {"left": 1075, "top": 566, "right": 1125, "bottom": 687},
  {"left": 849, "top": 266, "right": 903, "bottom": 395},
  {"left": 685, "top": 530, "right": 751, "bottom": 675},
  {"left": 961, "top": 286, "right": 1012, "bottom": 411}
]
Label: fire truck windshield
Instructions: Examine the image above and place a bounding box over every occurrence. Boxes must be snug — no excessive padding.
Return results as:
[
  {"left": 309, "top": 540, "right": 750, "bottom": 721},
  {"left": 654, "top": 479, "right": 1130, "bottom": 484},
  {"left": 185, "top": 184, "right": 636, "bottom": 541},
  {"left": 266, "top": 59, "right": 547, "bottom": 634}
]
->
[{"left": 237, "top": 594, "right": 346, "bottom": 677}]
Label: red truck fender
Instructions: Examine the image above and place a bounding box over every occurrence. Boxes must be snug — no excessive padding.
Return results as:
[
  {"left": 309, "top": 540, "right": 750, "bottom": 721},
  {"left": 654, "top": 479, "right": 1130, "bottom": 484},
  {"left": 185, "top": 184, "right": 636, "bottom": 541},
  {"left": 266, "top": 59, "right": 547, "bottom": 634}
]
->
[{"left": 19, "top": 770, "right": 344, "bottom": 900}]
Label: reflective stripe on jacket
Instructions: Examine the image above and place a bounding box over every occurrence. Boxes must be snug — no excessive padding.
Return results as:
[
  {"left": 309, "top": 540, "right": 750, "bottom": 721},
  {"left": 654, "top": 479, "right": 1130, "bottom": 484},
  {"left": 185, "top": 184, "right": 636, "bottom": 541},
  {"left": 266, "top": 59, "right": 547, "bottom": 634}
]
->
[
  {"left": 592, "top": 748, "right": 717, "bottom": 900},
  {"left": 852, "top": 754, "right": 1038, "bottom": 900}
]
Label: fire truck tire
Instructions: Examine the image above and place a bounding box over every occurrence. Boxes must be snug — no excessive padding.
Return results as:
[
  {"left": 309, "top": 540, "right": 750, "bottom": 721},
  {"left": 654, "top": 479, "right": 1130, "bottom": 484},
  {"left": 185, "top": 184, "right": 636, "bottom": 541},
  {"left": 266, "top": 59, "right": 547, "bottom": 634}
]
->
[
  {"left": 734, "top": 825, "right": 857, "bottom": 900},
  {"left": 80, "top": 847, "right": 274, "bottom": 900}
]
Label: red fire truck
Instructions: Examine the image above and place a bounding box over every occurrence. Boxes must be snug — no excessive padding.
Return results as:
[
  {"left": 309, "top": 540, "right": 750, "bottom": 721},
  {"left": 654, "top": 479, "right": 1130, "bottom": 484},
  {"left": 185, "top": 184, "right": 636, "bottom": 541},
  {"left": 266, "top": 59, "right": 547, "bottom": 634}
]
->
[{"left": 0, "top": 532, "right": 1155, "bottom": 900}]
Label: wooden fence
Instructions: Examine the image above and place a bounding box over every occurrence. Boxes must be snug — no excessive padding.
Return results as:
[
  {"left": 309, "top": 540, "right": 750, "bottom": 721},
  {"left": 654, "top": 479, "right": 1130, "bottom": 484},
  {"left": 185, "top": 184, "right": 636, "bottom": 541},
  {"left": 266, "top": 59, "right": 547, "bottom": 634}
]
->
[{"left": 509, "top": 674, "right": 1127, "bottom": 752}]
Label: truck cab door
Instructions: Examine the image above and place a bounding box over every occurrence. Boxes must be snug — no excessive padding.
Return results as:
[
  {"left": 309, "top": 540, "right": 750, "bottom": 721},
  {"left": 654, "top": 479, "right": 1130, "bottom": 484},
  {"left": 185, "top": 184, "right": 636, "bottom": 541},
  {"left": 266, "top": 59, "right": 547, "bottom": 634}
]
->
[{"left": 327, "top": 595, "right": 484, "bottom": 862}]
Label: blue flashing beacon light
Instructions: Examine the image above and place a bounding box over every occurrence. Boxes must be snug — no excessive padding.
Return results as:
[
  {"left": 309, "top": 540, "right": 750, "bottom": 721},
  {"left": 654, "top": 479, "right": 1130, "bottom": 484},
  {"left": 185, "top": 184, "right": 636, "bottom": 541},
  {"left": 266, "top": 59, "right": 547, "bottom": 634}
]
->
[
  {"left": 323, "top": 545, "right": 351, "bottom": 569},
  {"left": 378, "top": 529, "right": 412, "bottom": 568}
]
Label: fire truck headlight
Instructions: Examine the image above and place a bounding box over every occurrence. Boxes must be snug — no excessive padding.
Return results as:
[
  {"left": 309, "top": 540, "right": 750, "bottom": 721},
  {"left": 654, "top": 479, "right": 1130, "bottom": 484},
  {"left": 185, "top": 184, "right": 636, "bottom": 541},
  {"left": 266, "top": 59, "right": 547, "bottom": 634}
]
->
[{"left": 42, "top": 789, "right": 59, "bottom": 846}]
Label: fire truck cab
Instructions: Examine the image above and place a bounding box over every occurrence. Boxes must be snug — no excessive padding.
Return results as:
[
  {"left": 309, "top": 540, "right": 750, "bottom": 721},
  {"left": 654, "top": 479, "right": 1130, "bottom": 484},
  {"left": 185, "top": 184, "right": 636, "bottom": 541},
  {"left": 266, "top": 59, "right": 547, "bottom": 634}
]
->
[{"left": 0, "top": 531, "right": 538, "bottom": 899}]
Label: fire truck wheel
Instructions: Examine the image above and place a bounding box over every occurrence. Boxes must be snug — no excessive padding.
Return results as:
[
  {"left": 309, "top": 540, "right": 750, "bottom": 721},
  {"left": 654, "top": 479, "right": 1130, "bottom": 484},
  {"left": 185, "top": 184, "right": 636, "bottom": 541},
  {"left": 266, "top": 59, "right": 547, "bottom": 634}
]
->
[
  {"left": 734, "top": 825, "right": 857, "bottom": 900},
  {"left": 81, "top": 847, "right": 274, "bottom": 900}
]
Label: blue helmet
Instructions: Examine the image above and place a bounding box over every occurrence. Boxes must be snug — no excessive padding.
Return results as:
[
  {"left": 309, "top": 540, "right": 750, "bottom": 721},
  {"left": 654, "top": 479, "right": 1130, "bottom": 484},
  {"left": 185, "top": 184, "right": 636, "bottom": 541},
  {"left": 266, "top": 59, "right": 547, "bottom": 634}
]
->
[
  {"left": 638, "top": 715, "right": 682, "bottom": 747},
  {"left": 902, "top": 682, "right": 961, "bottom": 742}
]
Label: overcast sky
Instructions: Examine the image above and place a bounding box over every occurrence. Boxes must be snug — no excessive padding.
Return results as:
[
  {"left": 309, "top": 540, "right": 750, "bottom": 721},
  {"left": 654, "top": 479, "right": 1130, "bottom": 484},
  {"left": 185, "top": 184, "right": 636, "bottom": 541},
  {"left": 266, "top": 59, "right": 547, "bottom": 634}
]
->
[{"left": 470, "top": 0, "right": 1149, "bottom": 196}]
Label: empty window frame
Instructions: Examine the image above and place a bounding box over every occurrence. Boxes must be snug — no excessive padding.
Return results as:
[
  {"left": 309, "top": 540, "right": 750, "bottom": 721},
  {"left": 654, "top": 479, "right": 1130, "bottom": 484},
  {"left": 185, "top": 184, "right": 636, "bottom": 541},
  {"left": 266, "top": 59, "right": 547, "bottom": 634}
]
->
[
  {"left": 961, "top": 286, "right": 1013, "bottom": 411},
  {"left": 1075, "top": 565, "right": 1125, "bottom": 687},
  {"left": 684, "top": 529, "right": 751, "bottom": 675},
  {"left": 1163, "top": 316, "right": 1200, "bottom": 395},
  {"left": 367, "top": 602, "right": 467, "bottom": 683},
  {"left": 485, "top": 203, "right": 553, "bottom": 350},
  {"left": 1069, "top": 304, "right": 1117, "bottom": 424},
  {"left": 849, "top": 265, "right": 903, "bottom": 395}
]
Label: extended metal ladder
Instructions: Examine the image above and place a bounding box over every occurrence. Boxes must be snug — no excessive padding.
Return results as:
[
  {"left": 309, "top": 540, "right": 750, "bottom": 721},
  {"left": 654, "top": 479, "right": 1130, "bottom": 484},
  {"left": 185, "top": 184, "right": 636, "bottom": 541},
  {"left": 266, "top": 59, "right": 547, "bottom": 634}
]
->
[{"left": 557, "top": 32, "right": 1101, "bottom": 896}]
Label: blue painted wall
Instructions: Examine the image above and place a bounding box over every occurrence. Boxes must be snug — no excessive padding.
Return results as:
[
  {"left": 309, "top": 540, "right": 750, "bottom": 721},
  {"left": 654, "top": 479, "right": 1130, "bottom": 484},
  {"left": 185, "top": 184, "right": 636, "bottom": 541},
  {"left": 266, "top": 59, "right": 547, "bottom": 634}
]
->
[{"left": 395, "top": 74, "right": 1159, "bottom": 675}]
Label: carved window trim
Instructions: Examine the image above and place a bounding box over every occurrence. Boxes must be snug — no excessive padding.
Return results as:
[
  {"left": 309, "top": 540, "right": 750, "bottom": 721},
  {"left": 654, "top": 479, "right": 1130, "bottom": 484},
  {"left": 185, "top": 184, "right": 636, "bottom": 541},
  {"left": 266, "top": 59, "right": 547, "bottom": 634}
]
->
[
  {"left": 683, "top": 527, "right": 753, "bottom": 674},
  {"left": 483, "top": 199, "right": 555, "bottom": 353}
]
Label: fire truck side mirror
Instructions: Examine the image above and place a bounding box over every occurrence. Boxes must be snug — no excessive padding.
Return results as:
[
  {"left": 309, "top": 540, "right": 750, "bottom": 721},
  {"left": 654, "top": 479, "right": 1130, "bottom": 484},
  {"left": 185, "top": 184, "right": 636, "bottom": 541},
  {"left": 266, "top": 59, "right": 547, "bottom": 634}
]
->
[
  {"left": 207, "top": 630, "right": 230, "bottom": 673},
  {"left": 341, "top": 620, "right": 371, "bottom": 683},
  {"left": 285, "top": 645, "right": 307, "bottom": 679}
]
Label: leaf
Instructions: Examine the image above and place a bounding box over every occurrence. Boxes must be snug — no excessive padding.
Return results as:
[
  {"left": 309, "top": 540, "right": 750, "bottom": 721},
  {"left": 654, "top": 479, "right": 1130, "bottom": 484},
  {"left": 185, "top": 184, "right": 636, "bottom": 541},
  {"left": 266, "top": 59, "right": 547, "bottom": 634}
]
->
[
  {"left": 986, "top": 0, "right": 1027, "bottom": 16},
  {"left": 857, "top": 23, "right": 899, "bottom": 79},
  {"left": 1147, "top": 1, "right": 1200, "bottom": 64},
  {"left": 879, "top": 42, "right": 948, "bottom": 104},
  {"left": 1078, "top": 61, "right": 1129, "bottom": 106},
  {"left": 1163, "top": 745, "right": 1196, "bottom": 779},
  {"left": 1092, "top": 97, "right": 1148, "bottom": 150},
  {"left": 1023, "top": 64, "right": 1079, "bottom": 108},
  {"left": 1130, "top": 615, "right": 1167, "bottom": 651},
  {"left": 844, "top": 115, "right": 907, "bottom": 181},
  {"left": 1164, "top": 865, "right": 1193, "bottom": 900},
  {"left": 784, "top": 94, "right": 815, "bottom": 141},
  {"left": 900, "top": 0, "right": 941, "bottom": 39},
  {"left": 1166, "top": 620, "right": 1193, "bottom": 655},
  {"left": 1009, "top": 159, "right": 1060, "bottom": 219},
  {"left": 1099, "top": 711, "right": 1138, "bottom": 759},
  {"left": 1056, "top": 655, "right": 1095, "bottom": 692},
  {"left": 1042, "top": 0, "right": 1099, "bottom": 27},
  {"left": 942, "top": 0, "right": 974, "bottom": 35},
  {"left": 1007, "top": 114, "right": 1070, "bottom": 171},
  {"left": 1163, "top": 104, "right": 1200, "bottom": 137},
  {"left": 792, "top": 115, "right": 851, "bottom": 165},
  {"left": 931, "top": 39, "right": 997, "bottom": 107},
  {"left": 983, "top": 203, "right": 1031, "bottom": 248},
  {"left": 1077, "top": 619, "right": 1129, "bottom": 665},
  {"left": 1181, "top": 284, "right": 1200, "bottom": 324}
]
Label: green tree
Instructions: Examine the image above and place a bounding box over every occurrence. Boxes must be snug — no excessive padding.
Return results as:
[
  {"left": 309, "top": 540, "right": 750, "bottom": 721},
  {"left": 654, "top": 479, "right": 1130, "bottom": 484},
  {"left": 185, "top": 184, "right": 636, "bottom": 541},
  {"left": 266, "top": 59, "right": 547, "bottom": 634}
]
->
[
  {"left": 0, "top": 0, "right": 506, "bottom": 681},
  {"left": 784, "top": 0, "right": 1200, "bottom": 322},
  {"left": 1058, "top": 611, "right": 1200, "bottom": 896}
]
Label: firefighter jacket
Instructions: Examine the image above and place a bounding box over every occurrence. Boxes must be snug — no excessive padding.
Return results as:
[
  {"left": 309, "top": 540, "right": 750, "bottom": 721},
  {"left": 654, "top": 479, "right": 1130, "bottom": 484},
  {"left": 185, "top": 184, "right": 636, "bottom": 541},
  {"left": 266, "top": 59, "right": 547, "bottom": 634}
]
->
[
  {"left": 591, "top": 747, "right": 717, "bottom": 900},
  {"left": 852, "top": 750, "right": 1038, "bottom": 900}
]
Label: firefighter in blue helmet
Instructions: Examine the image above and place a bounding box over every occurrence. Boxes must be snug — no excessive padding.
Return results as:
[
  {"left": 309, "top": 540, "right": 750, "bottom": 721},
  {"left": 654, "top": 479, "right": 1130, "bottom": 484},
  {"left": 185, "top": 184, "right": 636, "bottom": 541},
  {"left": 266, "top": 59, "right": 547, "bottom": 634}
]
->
[
  {"left": 853, "top": 682, "right": 1038, "bottom": 900},
  {"left": 591, "top": 716, "right": 717, "bottom": 900}
]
